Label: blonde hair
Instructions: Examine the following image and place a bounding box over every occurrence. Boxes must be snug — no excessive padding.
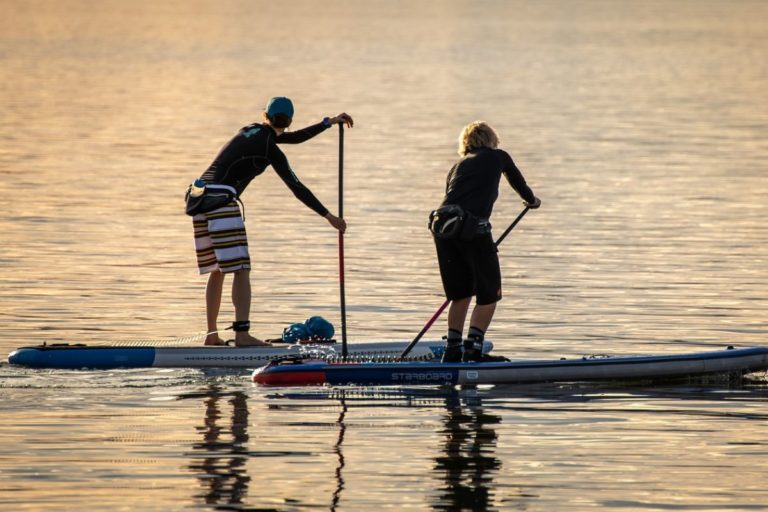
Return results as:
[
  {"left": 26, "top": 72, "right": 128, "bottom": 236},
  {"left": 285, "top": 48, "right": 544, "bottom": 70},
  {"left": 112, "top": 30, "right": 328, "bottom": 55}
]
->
[{"left": 457, "top": 121, "right": 500, "bottom": 156}]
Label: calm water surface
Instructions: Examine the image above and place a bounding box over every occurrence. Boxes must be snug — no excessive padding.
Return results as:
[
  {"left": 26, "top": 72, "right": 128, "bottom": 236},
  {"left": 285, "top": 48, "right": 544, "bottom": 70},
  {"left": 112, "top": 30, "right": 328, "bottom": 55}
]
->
[{"left": 1, "top": 0, "right": 767, "bottom": 510}]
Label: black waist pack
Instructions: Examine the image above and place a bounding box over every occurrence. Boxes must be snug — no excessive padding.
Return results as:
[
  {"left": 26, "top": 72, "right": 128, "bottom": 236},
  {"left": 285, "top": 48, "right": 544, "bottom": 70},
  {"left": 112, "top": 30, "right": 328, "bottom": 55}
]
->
[
  {"left": 185, "top": 183, "right": 238, "bottom": 216},
  {"left": 428, "top": 204, "right": 480, "bottom": 241}
]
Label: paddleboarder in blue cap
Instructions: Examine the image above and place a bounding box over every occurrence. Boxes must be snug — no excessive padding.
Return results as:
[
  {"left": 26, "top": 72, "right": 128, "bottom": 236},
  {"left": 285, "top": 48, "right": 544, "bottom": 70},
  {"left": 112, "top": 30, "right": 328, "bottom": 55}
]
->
[{"left": 190, "top": 97, "right": 353, "bottom": 346}]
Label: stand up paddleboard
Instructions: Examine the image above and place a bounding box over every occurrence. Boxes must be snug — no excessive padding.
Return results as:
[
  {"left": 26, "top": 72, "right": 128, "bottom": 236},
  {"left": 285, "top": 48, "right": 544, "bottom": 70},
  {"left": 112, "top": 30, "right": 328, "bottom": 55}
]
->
[
  {"left": 7, "top": 340, "right": 493, "bottom": 370},
  {"left": 252, "top": 346, "right": 768, "bottom": 386}
]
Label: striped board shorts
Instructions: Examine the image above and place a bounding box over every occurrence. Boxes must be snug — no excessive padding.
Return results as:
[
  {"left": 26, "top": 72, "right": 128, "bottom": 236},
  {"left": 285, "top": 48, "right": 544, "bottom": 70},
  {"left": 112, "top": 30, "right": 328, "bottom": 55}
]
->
[{"left": 193, "top": 202, "right": 250, "bottom": 274}]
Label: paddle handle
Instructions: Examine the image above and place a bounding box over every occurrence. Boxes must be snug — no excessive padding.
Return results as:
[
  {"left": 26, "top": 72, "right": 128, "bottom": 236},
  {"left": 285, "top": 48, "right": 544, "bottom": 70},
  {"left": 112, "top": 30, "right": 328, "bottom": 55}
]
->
[{"left": 397, "top": 205, "right": 531, "bottom": 360}]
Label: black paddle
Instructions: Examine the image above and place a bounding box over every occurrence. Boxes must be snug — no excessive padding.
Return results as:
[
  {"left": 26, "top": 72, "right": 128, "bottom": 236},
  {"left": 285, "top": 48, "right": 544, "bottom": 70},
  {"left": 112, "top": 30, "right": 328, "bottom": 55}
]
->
[
  {"left": 397, "top": 206, "right": 531, "bottom": 360},
  {"left": 338, "top": 124, "right": 348, "bottom": 359}
]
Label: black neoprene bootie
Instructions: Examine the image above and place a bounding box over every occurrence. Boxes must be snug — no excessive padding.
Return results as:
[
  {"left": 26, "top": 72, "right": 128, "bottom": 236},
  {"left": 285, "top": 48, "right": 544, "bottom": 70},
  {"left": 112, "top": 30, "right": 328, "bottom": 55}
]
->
[
  {"left": 461, "top": 338, "right": 483, "bottom": 362},
  {"left": 462, "top": 326, "right": 485, "bottom": 363},
  {"left": 441, "top": 329, "right": 463, "bottom": 363}
]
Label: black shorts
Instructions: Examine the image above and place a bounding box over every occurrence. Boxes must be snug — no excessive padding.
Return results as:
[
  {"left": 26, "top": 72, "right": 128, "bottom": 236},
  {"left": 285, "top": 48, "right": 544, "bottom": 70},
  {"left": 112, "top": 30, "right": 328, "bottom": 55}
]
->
[{"left": 434, "top": 233, "right": 502, "bottom": 305}]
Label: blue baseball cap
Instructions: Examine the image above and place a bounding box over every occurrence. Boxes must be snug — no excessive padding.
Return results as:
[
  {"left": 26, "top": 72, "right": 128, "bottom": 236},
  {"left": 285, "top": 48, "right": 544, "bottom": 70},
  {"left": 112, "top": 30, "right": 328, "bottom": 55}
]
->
[{"left": 265, "top": 96, "right": 294, "bottom": 118}]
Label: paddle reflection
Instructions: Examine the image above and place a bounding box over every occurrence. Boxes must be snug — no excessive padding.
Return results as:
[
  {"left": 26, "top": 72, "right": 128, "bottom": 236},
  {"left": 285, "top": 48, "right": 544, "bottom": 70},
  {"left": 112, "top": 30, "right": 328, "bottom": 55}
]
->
[
  {"left": 183, "top": 386, "right": 251, "bottom": 508},
  {"left": 331, "top": 392, "right": 348, "bottom": 512}
]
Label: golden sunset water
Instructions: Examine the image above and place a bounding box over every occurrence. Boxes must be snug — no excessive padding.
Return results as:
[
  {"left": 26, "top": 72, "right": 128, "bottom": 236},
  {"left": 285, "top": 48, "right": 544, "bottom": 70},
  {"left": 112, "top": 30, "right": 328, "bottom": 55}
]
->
[{"left": 1, "top": 1, "right": 767, "bottom": 510}]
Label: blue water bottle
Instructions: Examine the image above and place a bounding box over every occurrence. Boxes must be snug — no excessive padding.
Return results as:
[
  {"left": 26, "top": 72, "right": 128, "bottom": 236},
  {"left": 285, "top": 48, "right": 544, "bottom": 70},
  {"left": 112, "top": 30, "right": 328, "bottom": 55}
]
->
[{"left": 190, "top": 178, "right": 206, "bottom": 198}]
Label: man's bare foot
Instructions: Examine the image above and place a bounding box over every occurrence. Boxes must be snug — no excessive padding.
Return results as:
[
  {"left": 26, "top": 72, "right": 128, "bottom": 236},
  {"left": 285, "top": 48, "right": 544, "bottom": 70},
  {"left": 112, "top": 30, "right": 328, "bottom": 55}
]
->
[
  {"left": 234, "top": 333, "right": 272, "bottom": 347},
  {"left": 204, "top": 334, "right": 226, "bottom": 346}
]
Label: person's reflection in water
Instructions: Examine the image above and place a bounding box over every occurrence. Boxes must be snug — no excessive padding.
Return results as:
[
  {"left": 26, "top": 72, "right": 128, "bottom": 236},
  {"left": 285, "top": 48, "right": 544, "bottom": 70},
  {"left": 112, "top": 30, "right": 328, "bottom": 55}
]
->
[
  {"left": 186, "top": 386, "right": 251, "bottom": 508},
  {"left": 433, "top": 391, "right": 502, "bottom": 511}
]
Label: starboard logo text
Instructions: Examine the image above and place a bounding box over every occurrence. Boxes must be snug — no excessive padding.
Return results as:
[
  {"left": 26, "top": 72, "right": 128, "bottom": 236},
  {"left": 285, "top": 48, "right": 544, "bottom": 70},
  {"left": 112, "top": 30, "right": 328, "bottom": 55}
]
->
[{"left": 391, "top": 372, "right": 454, "bottom": 383}]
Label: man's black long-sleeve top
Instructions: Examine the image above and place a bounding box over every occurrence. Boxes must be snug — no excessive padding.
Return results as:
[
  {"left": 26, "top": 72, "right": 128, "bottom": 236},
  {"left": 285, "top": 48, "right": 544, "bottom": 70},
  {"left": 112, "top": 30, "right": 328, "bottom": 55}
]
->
[{"left": 201, "top": 122, "right": 331, "bottom": 216}]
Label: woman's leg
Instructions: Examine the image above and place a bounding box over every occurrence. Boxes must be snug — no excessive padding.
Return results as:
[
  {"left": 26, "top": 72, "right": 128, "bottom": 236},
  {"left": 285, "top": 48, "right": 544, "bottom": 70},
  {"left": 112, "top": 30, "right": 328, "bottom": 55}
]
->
[
  {"left": 447, "top": 297, "right": 472, "bottom": 334},
  {"left": 468, "top": 301, "right": 497, "bottom": 333},
  {"left": 435, "top": 237, "right": 475, "bottom": 362},
  {"left": 463, "top": 234, "right": 501, "bottom": 361}
]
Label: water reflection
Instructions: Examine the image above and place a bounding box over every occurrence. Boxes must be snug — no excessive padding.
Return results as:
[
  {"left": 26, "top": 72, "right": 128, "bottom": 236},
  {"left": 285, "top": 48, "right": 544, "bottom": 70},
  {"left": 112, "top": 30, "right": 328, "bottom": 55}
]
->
[
  {"left": 271, "top": 387, "right": 510, "bottom": 511},
  {"left": 183, "top": 386, "right": 252, "bottom": 509},
  {"left": 432, "top": 392, "right": 502, "bottom": 512},
  {"left": 177, "top": 382, "right": 768, "bottom": 511}
]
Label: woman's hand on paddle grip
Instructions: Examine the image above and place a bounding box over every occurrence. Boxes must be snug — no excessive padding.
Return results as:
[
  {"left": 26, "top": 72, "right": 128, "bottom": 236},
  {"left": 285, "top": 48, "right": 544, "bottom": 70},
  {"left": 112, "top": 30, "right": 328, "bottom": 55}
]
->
[
  {"left": 325, "top": 213, "right": 347, "bottom": 233},
  {"left": 524, "top": 197, "right": 541, "bottom": 209}
]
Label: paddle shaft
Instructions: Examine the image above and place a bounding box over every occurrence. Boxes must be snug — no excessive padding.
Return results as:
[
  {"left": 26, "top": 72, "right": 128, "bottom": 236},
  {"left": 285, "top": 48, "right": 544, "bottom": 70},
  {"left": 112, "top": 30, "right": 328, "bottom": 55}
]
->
[
  {"left": 338, "top": 124, "right": 348, "bottom": 358},
  {"left": 397, "top": 206, "right": 531, "bottom": 360}
]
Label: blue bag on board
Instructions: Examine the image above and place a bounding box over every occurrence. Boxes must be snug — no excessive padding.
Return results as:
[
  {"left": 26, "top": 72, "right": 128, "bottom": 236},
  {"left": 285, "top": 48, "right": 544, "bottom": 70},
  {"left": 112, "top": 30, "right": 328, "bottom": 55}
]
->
[
  {"left": 281, "top": 316, "right": 335, "bottom": 342},
  {"left": 304, "top": 316, "right": 335, "bottom": 340},
  {"left": 282, "top": 323, "right": 310, "bottom": 343}
]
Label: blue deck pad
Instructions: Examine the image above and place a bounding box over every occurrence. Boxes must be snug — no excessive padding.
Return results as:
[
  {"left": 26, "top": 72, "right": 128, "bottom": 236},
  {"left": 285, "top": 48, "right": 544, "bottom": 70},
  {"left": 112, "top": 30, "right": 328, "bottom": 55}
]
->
[{"left": 8, "top": 346, "right": 156, "bottom": 369}]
